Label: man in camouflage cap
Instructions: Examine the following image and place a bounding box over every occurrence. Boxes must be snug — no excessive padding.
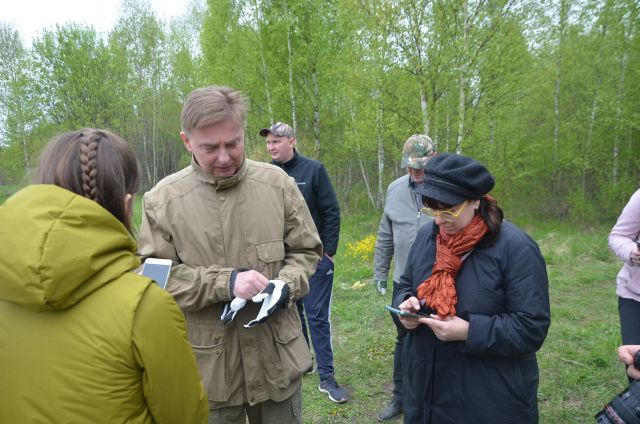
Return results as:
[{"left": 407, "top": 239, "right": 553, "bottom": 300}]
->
[
  {"left": 373, "top": 134, "right": 436, "bottom": 421},
  {"left": 259, "top": 122, "right": 295, "bottom": 139},
  {"left": 400, "top": 134, "right": 435, "bottom": 170}
]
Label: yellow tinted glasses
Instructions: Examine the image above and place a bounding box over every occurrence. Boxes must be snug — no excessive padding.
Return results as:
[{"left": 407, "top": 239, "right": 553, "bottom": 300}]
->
[{"left": 421, "top": 200, "right": 468, "bottom": 221}]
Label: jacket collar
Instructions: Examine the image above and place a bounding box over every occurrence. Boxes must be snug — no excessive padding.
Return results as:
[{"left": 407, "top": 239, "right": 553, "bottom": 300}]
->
[
  {"left": 191, "top": 155, "right": 248, "bottom": 190},
  {"left": 272, "top": 149, "right": 299, "bottom": 169}
]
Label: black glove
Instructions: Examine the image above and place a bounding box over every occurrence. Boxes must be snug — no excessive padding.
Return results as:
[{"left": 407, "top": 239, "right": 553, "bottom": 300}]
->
[
  {"left": 221, "top": 297, "right": 247, "bottom": 325},
  {"left": 244, "top": 280, "right": 290, "bottom": 328}
]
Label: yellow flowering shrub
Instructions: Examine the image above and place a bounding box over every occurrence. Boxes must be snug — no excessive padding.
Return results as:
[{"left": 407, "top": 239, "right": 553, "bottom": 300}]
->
[{"left": 345, "top": 234, "right": 376, "bottom": 261}]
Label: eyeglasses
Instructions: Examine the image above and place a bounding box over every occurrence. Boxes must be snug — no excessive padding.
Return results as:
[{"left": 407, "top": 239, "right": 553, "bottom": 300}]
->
[{"left": 421, "top": 200, "right": 468, "bottom": 221}]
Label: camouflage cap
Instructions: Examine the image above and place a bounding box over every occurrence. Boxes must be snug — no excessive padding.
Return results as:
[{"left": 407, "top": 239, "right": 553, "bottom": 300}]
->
[
  {"left": 259, "top": 122, "right": 295, "bottom": 138},
  {"left": 401, "top": 134, "right": 436, "bottom": 169}
]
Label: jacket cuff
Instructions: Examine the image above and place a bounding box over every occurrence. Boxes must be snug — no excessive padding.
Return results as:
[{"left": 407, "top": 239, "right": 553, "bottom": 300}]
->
[
  {"left": 229, "top": 268, "right": 251, "bottom": 298},
  {"left": 228, "top": 271, "right": 237, "bottom": 298}
]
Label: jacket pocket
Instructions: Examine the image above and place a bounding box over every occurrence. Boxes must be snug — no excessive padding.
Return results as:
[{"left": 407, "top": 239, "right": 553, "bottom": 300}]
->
[
  {"left": 256, "top": 240, "right": 285, "bottom": 278},
  {"left": 268, "top": 309, "right": 310, "bottom": 389},
  {"left": 256, "top": 240, "right": 285, "bottom": 262},
  {"left": 191, "top": 327, "right": 229, "bottom": 402}
]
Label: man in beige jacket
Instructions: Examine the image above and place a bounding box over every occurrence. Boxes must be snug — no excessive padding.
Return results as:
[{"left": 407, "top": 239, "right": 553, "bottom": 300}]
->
[{"left": 138, "top": 86, "right": 323, "bottom": 424}]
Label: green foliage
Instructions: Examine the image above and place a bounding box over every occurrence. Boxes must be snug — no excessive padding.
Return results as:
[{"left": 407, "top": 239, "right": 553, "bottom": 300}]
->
[{"left": 2, "top": 1, "right": 640, "bottom": 220}]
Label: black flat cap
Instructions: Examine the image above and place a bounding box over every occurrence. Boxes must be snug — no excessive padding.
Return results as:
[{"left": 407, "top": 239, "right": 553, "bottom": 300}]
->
[{"left": 414, "top": 153, "right": 495, "bottom": 205}]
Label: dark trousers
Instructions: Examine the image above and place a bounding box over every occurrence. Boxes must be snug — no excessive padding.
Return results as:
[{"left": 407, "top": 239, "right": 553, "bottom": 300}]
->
[
  {"left": 298, "top": 255, "right": 335, "bottom": 378},
  {"left": 390, "top": 280, "right": 407, "bottom": 403},
  {"left": 619, "top": 296, "right": 640, "bottom": 382},
  {"left": 208, "top": 385, "right": 301, "bottom": 424}
]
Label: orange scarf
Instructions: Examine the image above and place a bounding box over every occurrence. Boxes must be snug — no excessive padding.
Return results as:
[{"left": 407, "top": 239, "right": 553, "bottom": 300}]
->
[{"left": 416, "top": 214, "right": 488, "bottom": 317}]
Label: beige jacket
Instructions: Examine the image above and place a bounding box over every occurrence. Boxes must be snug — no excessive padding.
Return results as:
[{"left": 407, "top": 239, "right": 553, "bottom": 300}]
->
[{"left": 138, "top": 158, "right": 322, "bottom": 409}]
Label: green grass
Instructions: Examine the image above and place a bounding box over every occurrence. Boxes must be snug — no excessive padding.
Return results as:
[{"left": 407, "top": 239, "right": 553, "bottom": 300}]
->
[{"left": 299, "top": 213, "right": 628, "bottom": 423}]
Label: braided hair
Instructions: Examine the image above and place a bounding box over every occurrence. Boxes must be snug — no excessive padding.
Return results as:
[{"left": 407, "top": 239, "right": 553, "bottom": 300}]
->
[
  {"left": 79, "top": 131, "right": 101, "bottom": 201},
  {"left": 35, "top": 128, "right": 140, "bottom": 232}
]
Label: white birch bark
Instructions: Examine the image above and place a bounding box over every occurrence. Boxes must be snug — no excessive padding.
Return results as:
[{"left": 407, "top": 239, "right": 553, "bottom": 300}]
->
[
  {"left": 286, "top": 24, "right": 298, "bottom": 138},
  {"left": 252, "top": 0, "right": 273, "bottom": 122},
  {"left": 420, "top": 84, "right": 430, "bottom": 135},
  {"left": 456, "top": 0, "right": 469, "bottom": 154},
  {"left": 553, "top": 0, "right": 568, "bottom": 172},
  {"left": 20, "top": 131, "right": 30, "bottom": 174},
  {"left": 612, "top": 50, "right": 627, "bottom": 185},
  {"left": 312, "top": 69, "right": 321, "bottom": 155},
  {"left": 376, "top": 104, "right": 384, "bottom": 209},
  {"left": 359, "top": 155, "right": 376, "bottom": 208}
]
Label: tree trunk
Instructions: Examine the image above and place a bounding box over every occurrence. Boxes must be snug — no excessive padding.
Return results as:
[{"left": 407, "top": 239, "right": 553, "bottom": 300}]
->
[
  {"left": 286, "top": 24, "right": 298, "bottom": 138},
  {"left": 420, "top": 83, "right": 429, "bottom": 135},
  {"left": 445, "top": 91, "right": 451, "bottom": 152},
  {"left": 455, "top": 0, "right": 469, "bottom": 154},
  {"left": 312, "top": 69, "right": 321, "bottom": 157},
  {"left": 343, "top": 162, "right": 352, "bottom": 203},
  {"left": 358, "top": 154, "right": 376, "bottom": 208},
  {"left": 553, "top": 0, "right": 568, "bottom": 175},
  {"left": 20, "top": 130, "right": 30, "bottom": 175},
  {"left": 376, "top": 104, "right": 384, "bottom": 209},
  {"left": 142, "top": 125, "right": 152, "bottom": 185},
  {"left": 583, "top": 77, "right": 600, "bottom": 195},
  {"left": 612, "top": 49, "right": 627, "bottom": 185},
  {"left": 253, "top": 0, "right": 273, "bottom": 122}
]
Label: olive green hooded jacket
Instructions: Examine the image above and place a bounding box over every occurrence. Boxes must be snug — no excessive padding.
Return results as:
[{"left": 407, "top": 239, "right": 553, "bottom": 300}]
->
[{"left": 0, "top": 185, "right": 208, "bottom": 424}]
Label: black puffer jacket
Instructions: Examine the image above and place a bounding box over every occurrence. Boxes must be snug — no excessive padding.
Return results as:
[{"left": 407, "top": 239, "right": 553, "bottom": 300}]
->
[{"left": 394, "top": 220, "right": 550, "bottom": 424}]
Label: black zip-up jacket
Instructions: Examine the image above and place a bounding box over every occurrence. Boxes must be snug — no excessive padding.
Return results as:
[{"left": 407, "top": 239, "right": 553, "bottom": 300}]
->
[{"left": 273, "top": 150, "right": 340, "bottom": 255}]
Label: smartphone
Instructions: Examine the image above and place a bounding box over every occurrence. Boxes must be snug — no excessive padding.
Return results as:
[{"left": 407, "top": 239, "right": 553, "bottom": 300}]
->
[
  {"left": 636, "top": 240, "right": 640, "bottom": 250},
  {"left": 140, "top": 258, "right": 172, "bottom": 289},
  {"left": 385, "top": 305, "right": 429, "bottom": 319}
]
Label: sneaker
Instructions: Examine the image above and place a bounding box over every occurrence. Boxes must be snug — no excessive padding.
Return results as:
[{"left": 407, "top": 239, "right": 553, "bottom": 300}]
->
[
  {"left": 376, "top": 280, "right": 387, "bottom": 295},
  {"left": 377, "top": 400, "right": 402, "bottom": 421},
  {"left": 318, "top": 375, "right": 348, "bottom": 403}
]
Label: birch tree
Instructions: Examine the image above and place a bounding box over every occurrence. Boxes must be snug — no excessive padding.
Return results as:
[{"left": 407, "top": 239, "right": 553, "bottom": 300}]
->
[{"left": 0, "top": 23, "right": 36, "bottom": 180}]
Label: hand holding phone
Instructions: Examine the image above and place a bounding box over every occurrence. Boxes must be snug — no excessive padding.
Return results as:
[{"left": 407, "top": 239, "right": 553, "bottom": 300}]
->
[
  {"left": 385, "top": 305, "right": 429, "bottom": 319},
  {"left": 140, "top": 258, "right": 172, "bottom": 289}
]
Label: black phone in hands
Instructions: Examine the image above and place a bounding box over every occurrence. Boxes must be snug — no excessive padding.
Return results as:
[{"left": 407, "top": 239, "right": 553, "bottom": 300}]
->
[{"left": 385, "top": 305, "right": 429, "bottom": 319}]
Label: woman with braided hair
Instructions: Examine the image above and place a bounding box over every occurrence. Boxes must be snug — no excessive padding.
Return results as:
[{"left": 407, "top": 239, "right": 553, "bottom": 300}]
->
[
  {"left": 0, "top": 129, "right": 208, "bottom": 423},
  {"left": 394, "top": 153, "right": 550, "bottom": 424}
]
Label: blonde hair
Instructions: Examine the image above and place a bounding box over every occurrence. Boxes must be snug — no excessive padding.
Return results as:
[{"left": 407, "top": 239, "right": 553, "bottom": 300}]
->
[{"left": 181, "top": 86, "right": 248, "bottom": 134}]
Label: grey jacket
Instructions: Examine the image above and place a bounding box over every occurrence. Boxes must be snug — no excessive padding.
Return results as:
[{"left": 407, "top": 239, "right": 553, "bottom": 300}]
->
[
  {"left": 137, "top": 157, "right": 322, "bottom": 409},
  {"left": 374, "top": 174, "right": 433, "bottom": 284}
]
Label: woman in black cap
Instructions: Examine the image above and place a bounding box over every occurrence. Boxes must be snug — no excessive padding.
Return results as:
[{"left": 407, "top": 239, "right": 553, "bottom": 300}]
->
[{"left": 393, "top": 153, "right": 550, "bottom": 424}]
